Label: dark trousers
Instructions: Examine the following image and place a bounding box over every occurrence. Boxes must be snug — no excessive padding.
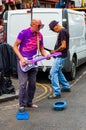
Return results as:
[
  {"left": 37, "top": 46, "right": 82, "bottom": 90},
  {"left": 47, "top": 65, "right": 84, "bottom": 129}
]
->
[{"left": 17, "top": 60, "right": 38, "bottom": 107}]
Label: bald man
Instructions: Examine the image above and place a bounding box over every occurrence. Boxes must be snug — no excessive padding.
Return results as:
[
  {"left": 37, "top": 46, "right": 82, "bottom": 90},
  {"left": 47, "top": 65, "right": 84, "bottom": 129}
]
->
[{"left": 13, "top": 19, "right": 50, "bottom": 111}]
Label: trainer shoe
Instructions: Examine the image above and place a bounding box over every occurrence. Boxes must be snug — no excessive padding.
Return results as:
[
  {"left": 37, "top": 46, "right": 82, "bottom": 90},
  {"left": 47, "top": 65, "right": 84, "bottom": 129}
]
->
[
  {"left": 48, "top": 94, "right": 61, "bottom": 99},
  {"left": 19, "top": 107, "right": 25, "bottom": 112},
  {"left": 61, "top": 88, "right": 71, "bottom": 92},
  {"left": 27, "top": 104, "right": 38, "bottom": 108}
]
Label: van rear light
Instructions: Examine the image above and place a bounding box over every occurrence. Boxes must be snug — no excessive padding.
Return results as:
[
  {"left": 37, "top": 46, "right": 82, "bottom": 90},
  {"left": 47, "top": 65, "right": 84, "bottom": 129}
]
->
[{"left": 27, "top": 10, "right": 31, "bottom": 13}]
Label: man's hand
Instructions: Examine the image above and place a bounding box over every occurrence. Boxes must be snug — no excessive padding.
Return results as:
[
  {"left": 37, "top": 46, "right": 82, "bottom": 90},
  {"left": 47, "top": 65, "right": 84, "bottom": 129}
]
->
[
  {"left": 20, "top": 57, "right": 28, "bottom": 67},
  {"left": 46, "top": 55, "right": 51, "bottom": 60},
  {"left": 50, "top": 50, "right": 55, "bottom": 54}
]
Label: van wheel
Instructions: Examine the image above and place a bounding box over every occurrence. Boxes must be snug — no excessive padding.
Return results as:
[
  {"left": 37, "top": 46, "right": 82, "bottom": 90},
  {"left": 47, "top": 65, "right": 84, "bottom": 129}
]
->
[{"left": 68, "top": 58, "right": 76, "bottom": 80}]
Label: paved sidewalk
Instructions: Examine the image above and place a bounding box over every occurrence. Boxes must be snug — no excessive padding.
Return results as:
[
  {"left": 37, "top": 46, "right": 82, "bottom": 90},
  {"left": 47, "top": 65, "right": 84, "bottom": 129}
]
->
[
  {"left": 0, "top": 90, "right": 19, "bottom": 103},
  {"left": 0, "top": 77, "right": 45, "bottom": 103}
]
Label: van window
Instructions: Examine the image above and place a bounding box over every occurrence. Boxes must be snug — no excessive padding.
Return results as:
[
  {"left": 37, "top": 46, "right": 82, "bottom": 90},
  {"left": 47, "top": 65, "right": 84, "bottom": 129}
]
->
[{"left": 68, "top": 13, "right": 84, "bottom": 37}]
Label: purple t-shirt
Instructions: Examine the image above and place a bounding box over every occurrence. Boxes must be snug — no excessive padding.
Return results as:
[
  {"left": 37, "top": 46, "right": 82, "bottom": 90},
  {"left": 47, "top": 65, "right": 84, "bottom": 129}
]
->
[{"left": 17, "top": 27, "right": 43, "bottom": 58}]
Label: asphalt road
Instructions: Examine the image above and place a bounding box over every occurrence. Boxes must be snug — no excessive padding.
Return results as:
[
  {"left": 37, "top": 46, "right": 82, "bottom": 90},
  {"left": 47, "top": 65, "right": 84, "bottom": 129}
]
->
[{"left": 0, "top": 63, "right": 86, "bottom": 130}]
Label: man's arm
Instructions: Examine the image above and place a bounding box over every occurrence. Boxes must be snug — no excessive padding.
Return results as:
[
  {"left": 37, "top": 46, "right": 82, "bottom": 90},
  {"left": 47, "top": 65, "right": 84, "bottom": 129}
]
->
[
  {"left": 40, "top": 46, "right": 51, "bottom": 60},
  {"left": 13, "top": 39, "right": 23, "bottom": 60},
  {"left": 50, "top": 40, "right": 66, "bottom": 54},
  {"left": 13, "top": 39, "right": 28, "bottom": 66},
  {"left": 40, "top": 46, "right": 47, "bottom": 56}
]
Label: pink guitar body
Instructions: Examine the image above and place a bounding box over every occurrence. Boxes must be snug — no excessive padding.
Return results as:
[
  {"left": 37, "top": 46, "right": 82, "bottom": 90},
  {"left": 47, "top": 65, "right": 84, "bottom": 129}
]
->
[{"left": 20, "top": 52, "right": 62, "bottom": 72}]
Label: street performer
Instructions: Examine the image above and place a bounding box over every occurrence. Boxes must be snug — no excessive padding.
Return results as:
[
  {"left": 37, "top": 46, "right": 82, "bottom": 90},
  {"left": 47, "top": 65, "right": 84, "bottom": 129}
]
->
[{"left": 13, "top": 19, "right": 50, "bottom": 111}]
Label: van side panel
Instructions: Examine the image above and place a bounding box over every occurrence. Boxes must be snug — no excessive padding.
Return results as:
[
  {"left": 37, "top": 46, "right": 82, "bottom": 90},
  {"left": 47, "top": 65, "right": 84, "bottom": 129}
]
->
[
  {"left": 68, "top": 10, "right": 86, "bottom": 66},
  {"left": 62, "top": 9, "right": 86, "bottom": 73}
]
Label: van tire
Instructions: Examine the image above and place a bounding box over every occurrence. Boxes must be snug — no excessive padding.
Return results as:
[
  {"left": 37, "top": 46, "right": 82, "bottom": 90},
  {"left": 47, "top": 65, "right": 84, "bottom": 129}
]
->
[{"left": 68, "top": 57, "right": 76, "bottom": 80}]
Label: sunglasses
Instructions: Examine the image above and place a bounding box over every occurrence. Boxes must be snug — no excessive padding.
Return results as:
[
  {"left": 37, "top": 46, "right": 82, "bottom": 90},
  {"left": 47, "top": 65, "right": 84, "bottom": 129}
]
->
[{"left": 38, "top": 25, "right": 44, "bottom": 29}]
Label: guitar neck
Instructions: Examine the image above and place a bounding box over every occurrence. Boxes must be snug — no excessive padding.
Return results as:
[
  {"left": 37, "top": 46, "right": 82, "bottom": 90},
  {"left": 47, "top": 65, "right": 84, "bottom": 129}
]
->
[
  {"left": 44, "top": 47, "right": 51, "bottom": 52},
  {"left": 20, "top": 52, "right": 62, "bottom": 72},
  {"left": 32, "top": 52, "right": 62, "bottom": 63}
]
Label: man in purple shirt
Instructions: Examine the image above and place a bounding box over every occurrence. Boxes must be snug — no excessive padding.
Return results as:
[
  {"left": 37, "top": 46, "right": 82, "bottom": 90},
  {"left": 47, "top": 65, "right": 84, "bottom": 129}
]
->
[{"left": 13, "top": 19, "right": 50, "bottom": 111}]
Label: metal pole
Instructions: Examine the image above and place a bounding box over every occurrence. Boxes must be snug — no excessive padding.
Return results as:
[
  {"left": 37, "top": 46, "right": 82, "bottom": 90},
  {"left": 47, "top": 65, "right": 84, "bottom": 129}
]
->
[{"left": 31, "top": 0, "right": 33, "bottom": 22}]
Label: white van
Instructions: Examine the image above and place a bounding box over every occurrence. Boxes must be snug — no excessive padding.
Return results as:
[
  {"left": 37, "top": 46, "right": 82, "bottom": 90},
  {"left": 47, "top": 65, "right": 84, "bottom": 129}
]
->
[{"left": 3, "top": 8, "right": 86, "bottom": 80}]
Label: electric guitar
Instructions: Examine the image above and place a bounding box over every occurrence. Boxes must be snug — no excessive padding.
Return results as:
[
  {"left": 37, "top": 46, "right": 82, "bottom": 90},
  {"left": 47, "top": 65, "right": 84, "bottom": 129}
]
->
[{"left": 20, "top": 52, "right": 62, "bottom": 72}]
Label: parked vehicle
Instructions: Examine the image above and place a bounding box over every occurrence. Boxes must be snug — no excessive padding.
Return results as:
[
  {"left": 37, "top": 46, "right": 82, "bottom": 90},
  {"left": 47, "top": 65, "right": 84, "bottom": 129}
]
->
[{"left": 3, "top": 8, "right": 86, "bottom": 80}]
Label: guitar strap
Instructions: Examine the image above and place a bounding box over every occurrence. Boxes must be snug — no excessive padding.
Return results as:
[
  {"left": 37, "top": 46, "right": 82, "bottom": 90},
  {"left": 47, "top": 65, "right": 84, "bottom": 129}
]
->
[
  {"left": 37, "top": 33, "right": 45, "bottom": 71},
  {"left": 37, "top": 34, "right": 40, "bottom": 56}
]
